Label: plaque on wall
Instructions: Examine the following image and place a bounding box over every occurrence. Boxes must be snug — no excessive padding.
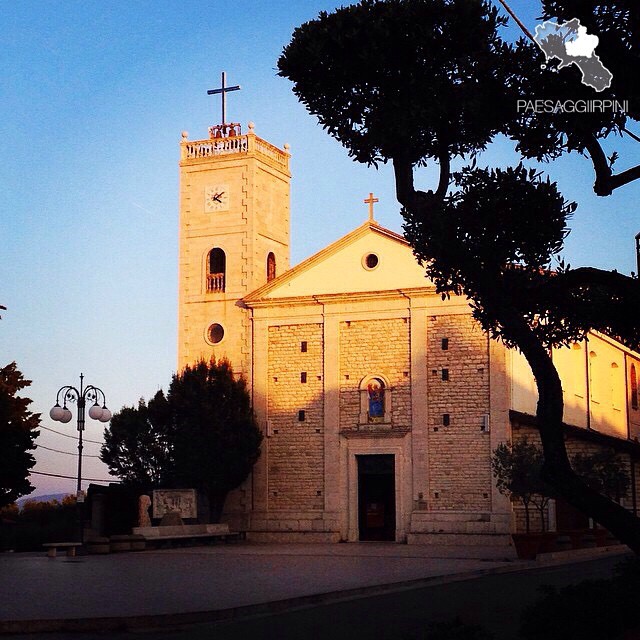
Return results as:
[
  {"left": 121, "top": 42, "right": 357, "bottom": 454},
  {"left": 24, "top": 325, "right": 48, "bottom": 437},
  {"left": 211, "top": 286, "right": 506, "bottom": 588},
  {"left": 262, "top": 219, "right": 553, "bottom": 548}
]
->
[{"left": 152, "top": 489, "right": 197, "bottom": 519}]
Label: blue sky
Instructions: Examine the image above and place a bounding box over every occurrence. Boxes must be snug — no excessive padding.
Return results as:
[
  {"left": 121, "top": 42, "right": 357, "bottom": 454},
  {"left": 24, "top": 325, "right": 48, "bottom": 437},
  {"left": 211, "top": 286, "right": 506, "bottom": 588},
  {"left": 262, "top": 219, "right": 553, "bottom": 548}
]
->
[{"left": 1, "top": 1, "right": 638, "bottom": 497}]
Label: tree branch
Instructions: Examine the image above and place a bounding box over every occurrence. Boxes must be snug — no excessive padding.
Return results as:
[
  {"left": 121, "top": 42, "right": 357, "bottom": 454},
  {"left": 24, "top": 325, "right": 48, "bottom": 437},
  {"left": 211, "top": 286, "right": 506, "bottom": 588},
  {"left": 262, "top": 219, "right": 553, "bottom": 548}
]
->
[
  {"left": 610, "top": 164, "right": 640, "bottom": 192},
  {"left": 435, "top": 146, "right": 451, "bottom": 200},
  {"left": 583, "top": 134, "right": 613, "bottom": 196},
  {"left": 392, "top": 156, "right": 417, "bottom": 209},
  {"left": 583, "top": 135, "right": 640, "bottom": 196}
]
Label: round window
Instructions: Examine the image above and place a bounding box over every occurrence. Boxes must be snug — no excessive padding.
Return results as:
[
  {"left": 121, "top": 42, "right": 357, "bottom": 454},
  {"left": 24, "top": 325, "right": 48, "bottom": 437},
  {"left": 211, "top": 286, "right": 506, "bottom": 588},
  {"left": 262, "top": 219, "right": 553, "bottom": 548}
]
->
[
  {"left": 207, "top": 323, "right": 225, "bottom": 344},
  {"left": 363, "top": 253, "right": 379, "bottom": 270}
]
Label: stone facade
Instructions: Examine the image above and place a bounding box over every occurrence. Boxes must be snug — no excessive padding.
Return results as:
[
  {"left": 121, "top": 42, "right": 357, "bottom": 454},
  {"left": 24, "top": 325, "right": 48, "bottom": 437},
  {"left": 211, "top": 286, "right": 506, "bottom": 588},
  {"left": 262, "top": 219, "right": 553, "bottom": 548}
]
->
[
  {"left": 267, "top": 323, "right": 324, "bottom": 511},
  {"left": 426, "top": 313, "right": 492, "bottom": 513}
]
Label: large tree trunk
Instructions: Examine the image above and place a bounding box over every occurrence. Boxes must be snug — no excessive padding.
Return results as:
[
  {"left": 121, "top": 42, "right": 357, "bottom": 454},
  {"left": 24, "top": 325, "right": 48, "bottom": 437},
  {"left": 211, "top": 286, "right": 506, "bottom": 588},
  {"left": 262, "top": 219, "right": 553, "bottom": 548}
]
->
[
  {"left": 509, "top": 311, "right": 640, "bottom": 554},
  {"left": 392, "top": 155, "right": 640, "bottom": 555}
]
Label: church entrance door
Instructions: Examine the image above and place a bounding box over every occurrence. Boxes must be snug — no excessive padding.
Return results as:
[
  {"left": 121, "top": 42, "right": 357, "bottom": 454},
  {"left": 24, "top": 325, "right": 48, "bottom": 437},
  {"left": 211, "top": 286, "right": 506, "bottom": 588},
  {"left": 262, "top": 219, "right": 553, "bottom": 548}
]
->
[{"left": 357, "top": 454, "right": 396, "bottom": 541}]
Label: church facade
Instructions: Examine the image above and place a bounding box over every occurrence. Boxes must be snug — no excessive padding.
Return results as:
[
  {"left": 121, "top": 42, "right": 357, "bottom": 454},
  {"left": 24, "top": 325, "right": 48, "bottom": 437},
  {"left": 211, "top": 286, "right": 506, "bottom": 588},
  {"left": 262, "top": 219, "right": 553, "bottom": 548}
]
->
[{"left": 178, "top": 123, "right": 640, "bottom": 544}]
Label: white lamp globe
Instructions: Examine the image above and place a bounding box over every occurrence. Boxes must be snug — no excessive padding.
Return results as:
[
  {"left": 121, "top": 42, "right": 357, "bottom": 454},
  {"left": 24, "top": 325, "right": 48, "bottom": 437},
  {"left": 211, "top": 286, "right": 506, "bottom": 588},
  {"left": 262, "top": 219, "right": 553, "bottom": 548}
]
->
[
  {"left": 59, "top": 408, "right": 73, "bottom": 424},
  {"left": 88, "top": 404, "right": 104, "bottom": 420},
  {"left": 49, "top": 405, "right": 65, "bottom": 421},
  {"left": 99, "top": 407, "right": 112, "bottom": 422}
]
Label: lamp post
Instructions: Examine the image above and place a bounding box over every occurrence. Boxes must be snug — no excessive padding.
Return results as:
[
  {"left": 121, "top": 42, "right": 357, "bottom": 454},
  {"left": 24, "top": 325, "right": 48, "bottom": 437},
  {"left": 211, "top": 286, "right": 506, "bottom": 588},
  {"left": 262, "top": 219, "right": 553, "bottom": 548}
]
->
[{"left": 50, "top": 374, "right": 111, "bottom": 543}]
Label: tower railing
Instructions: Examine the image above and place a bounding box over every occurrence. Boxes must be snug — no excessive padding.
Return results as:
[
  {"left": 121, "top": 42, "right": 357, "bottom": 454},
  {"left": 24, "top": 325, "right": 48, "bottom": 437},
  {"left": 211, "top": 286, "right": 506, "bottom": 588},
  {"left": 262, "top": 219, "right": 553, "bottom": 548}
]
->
[{"left": 181, "top": 132, "right": 289, "bottom": 171}]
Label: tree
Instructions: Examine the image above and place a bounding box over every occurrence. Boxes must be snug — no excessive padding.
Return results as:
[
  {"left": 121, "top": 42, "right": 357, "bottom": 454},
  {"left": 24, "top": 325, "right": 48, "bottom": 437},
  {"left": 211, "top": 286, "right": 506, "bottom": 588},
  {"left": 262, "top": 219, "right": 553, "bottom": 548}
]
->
[
  {"left": 164, "top": 359, "right": 263, "bottom": 522},
  {"left": 0, "top": 362, "right": 39, "bottom": 509},
  {"left": 279, "top": 0, "right": 640, "bottom": 551},
  {"left": 101, "top": 391, "right": 172, "bottom": 490},
  {"left": 572, "top": 449, "right": 630, "bottom": 504},
  {"left": 101, "top": 359, "right": 263, "bottom": 522},
  {"left": 492, "top": 439, "right": 554, "bottom": 532}
]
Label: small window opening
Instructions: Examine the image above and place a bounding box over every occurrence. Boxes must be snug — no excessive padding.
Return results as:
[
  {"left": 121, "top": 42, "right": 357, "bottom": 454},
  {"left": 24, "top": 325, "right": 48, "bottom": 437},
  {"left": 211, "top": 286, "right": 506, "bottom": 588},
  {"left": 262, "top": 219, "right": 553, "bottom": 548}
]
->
[
  {"left": 363, "top": 253, "right": 379, "bottom": 269},
  {"left": 207, "top": 248, "right": 226, "bottom": 292},
  {"left": 301, "top": 372, "right": 307, "bottom": 383},
  {"left": 267, "top": 252, "right": 276, "bottom": 282},
  {"left": 301, "top": 341, "right": 308, "bottom": 353},
  {"left": 207, "top": 323, "right": 224, "bottom": 344},
  {"left": 441, "top": 338, "right": 449, "bottom": 350},
  {"left": 442, "top": 368, "right": 449, "bottom": 381},
  {"left": 298, "top": 410, "right": 306, "bottom": 422}
]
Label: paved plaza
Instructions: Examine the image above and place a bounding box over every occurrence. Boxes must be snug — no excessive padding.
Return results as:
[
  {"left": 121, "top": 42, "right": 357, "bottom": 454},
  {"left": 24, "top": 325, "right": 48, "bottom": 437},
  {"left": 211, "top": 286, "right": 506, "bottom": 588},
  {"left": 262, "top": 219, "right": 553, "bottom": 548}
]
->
[{"left": 0, "top": 542, "right": 629, "bottom": 636}]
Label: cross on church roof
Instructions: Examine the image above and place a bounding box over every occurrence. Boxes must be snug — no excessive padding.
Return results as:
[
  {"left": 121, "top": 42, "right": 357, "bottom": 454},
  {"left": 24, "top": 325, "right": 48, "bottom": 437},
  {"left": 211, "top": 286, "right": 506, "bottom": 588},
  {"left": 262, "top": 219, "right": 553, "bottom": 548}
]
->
[
  {"left": 364, "top": 192, "right": 379, "bottom": 221},
  {"left": 207, "top": 71, "right": 241, "bottom": 126}
]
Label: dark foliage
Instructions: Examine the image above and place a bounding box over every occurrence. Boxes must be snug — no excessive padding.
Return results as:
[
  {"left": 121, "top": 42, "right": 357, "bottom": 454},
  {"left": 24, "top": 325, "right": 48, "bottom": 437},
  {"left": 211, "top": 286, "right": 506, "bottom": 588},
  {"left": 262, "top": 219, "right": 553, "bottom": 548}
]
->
[
  {"left": 101, "top": 359, "right": 262, "bottom": 521},
  {"left": 164, "top": 359, "right": 263, "bottom": 518},
  {"left": 571, "top": 449, "right": 630, "bottom": 501},
  {"left": 0, "top": 499, "right": 75, "bottom": 552},
  {"left": 0, "top": 363, "right": 39, "bottom": 509},
  {"left": 279, "top": 0, "right": 520, "bottom": 167},
  {"left": 101, "top": 391, "right": 172, "bottom": 490}
]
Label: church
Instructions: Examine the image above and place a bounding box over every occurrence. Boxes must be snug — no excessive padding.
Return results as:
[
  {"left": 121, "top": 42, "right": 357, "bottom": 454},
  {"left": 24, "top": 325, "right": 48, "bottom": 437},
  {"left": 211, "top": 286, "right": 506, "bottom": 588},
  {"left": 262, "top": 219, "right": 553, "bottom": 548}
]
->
[{"left": 177, "top": 116, "right": 640, "bottom": 545}]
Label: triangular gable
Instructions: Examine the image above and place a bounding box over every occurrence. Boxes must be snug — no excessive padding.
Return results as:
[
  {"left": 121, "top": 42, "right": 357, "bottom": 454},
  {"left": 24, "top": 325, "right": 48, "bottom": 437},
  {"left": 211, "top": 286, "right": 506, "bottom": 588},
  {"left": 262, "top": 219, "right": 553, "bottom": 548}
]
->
[{"left": 244, "top": 220, "right": 431, "bottom": 302}]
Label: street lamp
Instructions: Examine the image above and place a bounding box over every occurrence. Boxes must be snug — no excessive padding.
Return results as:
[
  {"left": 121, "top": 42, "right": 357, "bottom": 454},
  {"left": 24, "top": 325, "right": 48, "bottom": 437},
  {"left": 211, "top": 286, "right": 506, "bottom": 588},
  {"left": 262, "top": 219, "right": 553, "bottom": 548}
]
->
[{"left": 50, "top": 373, "right": 111, "bottom": 542}]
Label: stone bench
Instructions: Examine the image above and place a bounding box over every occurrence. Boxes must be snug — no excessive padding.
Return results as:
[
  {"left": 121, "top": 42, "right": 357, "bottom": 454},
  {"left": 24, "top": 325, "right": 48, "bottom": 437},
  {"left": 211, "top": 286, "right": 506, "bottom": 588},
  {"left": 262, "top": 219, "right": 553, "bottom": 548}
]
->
[
  {"left": 132, "top": 523, "right": 244, "bottom": 546},
  {"left": 43, "top": 542, "right": 82, "bottom": 558}
]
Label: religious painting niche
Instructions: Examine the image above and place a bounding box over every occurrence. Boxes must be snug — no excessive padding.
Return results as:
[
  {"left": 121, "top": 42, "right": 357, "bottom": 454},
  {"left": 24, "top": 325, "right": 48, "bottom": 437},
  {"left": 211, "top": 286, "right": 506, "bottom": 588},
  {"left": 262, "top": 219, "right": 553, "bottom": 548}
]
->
[{"left": 367, "top": 378, "right": 385, "bottom": 423}]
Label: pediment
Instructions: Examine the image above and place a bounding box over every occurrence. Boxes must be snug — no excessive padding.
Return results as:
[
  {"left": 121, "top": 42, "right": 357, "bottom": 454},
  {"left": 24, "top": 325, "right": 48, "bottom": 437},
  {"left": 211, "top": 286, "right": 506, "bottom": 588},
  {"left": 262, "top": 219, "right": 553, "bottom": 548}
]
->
[{"left": 245, "top": 221, "right": 431, "bottom": 303}]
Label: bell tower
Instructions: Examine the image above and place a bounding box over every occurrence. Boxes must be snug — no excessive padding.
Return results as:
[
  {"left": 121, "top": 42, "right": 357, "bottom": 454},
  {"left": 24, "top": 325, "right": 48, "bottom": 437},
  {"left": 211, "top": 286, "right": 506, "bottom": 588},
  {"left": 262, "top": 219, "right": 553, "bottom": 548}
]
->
[{"left": 177, "top": 75, "right": 291, "bottom": 377}]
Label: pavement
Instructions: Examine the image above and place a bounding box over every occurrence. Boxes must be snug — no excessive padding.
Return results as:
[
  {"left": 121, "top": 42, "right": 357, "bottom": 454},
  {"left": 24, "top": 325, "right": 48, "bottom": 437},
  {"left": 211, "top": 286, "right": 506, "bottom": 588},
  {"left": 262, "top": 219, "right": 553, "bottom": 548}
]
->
[{"left": 0, "top": 541, "right": 631, "bottom": 636}]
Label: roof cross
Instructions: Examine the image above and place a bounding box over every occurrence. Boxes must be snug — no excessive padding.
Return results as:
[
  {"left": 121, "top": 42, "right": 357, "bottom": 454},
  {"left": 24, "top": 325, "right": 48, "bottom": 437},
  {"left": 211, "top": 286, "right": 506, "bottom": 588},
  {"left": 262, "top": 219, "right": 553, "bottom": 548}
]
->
[
  {"left": 207, "top": 71, "right": 241, "bottom": 125},
  {"left": 364, "top": 192, "right": 379, "bottom": 221}
]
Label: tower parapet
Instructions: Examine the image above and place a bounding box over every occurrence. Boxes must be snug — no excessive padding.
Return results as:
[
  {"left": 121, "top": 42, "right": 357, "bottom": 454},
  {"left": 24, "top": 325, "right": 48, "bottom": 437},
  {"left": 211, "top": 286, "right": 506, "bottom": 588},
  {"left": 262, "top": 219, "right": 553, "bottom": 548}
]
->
[{"left": 180, "top": 123, "right": 290, "bottom": 173}]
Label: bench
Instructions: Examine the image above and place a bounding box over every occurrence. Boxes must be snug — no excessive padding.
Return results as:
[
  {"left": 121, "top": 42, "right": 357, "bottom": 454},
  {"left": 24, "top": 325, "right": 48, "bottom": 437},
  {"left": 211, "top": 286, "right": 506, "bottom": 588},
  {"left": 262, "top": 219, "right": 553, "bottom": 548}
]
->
[
  {"left": 132, "top": 523, "right": 244, "bottom": 547},
  {"left": 43, "top": 542, "right": 82, "bottom": 558}
]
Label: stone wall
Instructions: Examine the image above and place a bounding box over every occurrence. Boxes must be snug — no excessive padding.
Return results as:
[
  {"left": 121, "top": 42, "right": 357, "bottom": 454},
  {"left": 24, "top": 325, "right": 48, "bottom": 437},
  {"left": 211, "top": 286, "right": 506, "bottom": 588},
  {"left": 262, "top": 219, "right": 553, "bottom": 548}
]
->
[
  {"left": 267, "top": 323, "right": 324, "bottom": 511},
  {"left": 426, "top": 314, "right": 492, "bottom": 511},
  {"left": 339, "top": 318, "right": 411, "bottom": 431}
]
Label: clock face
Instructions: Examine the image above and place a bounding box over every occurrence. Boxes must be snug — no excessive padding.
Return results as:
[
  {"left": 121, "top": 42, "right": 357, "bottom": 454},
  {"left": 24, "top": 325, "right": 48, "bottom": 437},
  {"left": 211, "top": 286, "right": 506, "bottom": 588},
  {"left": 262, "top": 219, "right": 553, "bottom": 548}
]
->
[{"left": 204, "top": 185, "right": 230, "bottom": 212}]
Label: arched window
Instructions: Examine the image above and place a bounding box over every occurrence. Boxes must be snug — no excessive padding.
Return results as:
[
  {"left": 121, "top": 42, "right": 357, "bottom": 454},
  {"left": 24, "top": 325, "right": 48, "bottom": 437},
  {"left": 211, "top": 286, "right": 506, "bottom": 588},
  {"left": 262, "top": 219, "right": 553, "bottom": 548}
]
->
[
  {"left": 267, "top": 252, "right": 276, "bottom": 282},
  {"left": 207, "top": 248, "right": 226, "bottom": 292},
  {"left": 632, "top": 364, "right": 638, "bottom": 410},
  {"left": 359, "top": 375, "right": 391, "bottom": 424}
]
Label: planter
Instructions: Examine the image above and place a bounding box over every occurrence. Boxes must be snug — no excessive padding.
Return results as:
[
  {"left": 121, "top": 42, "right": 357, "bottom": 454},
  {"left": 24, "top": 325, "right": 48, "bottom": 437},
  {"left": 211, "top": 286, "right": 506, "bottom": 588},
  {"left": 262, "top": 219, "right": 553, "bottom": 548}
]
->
[
  {"left": 512, "top": 533, "right": 542, "bottom": 559},
  {"left": 538, "top": 532, "right": 558, "bottom": 554},
  {"left": 593, "top": 528, "right": 608, "bottom": 547}
]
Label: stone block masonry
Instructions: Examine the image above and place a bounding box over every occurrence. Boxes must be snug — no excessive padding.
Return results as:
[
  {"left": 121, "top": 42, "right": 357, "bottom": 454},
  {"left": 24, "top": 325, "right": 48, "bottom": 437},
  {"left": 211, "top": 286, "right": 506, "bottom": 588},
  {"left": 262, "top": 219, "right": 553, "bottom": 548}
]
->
[
  {"left": 339, "top": 318, "right": 411, "bottom": 431},
  {"left": 427, "top": 314, "right": 492, "bottom": 511},
  {"left": 268, "top": 324, "right": 324, "bottom": 510}
]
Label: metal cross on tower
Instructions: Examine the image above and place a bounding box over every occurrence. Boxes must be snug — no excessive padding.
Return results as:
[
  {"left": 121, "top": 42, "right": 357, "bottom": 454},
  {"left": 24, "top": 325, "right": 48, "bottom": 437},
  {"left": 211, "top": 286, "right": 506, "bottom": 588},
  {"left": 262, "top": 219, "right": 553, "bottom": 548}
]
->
[
  {"left": 207, "top": 71, "right": 241, "bottom": 125},
  {"left": 364, "top": 192, "right": 379, "bottom": 221}
]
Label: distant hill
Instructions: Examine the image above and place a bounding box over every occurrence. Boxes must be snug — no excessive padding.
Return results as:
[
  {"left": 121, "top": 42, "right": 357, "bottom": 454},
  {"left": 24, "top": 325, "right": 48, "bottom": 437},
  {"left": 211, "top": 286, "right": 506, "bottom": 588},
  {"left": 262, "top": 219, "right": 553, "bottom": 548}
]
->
[{"left": 16, "top": 493, "right": 71, "bottom": 507}]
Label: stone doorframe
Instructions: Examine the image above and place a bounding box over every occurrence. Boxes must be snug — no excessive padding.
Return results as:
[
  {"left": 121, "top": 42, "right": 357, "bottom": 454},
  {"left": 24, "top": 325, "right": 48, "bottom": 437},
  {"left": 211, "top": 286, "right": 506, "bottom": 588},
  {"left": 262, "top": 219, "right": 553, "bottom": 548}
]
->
[{"left": 343, "top": 437, "right": 411, "bottom": 542}]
